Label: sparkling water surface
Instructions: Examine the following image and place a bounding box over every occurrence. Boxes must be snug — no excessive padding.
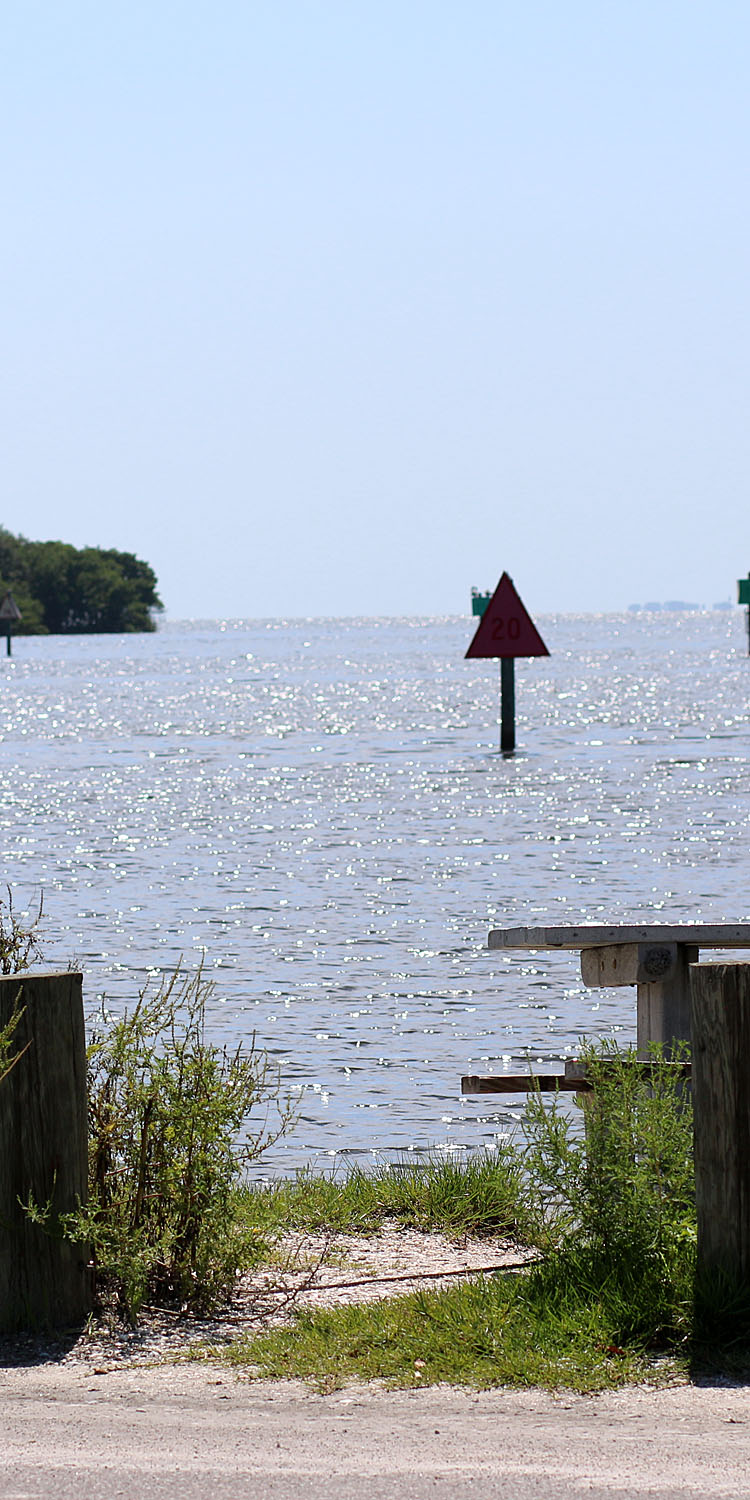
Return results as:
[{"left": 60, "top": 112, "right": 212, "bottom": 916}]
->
[{"left": 2, "top": 611, "right": 749, "bottom": 1174}]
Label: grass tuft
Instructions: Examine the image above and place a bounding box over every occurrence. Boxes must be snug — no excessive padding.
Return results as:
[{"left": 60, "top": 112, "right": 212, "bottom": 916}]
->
[{"left": 250, "top": 1146, "right": 531, "bottom": 1240}]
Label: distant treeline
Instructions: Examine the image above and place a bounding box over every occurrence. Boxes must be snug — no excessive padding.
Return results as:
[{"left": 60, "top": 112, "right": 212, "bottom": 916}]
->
[{"left": 0, "top": 528, "right": 162, "bottom": 634}]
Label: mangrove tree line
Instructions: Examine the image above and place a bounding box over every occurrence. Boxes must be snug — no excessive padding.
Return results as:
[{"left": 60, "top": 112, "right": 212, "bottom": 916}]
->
[{"left": 0, "top": 528, "right": 162, "bottom": 633}]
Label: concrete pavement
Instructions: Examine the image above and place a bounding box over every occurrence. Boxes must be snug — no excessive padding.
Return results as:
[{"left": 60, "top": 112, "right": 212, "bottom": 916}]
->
[{"left": 1, "top": 1363, "right": 750, "bottom": 1498}]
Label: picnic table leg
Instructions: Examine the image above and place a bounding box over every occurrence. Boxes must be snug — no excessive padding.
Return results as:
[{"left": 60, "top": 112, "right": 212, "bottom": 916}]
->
[
  {"left": 636, "top": 946, "right": 697, "bottom": 1058},
  {"left": 580, "top": 942, "right": 697, "bottom": 1058}
]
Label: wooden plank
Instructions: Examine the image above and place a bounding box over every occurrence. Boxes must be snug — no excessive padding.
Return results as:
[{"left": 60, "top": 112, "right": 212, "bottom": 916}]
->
[
  {"left": 563, "top": 1058, "right": 691, "bottom": 1082},
  {"left": 461, "top": 1059, "right": 693, "bottom": 1095},
  {"left": 488, "top": 924, "right": 750, "bottom": 951},
  {"left": 690, "top": 961, "right": 750, "bottom": 1285},
  {"left": 461, "top": 1074, "right": 589, "bottom": 1094},
  {"left": 580, "top": 942, "right": 679, "bottom": 988},
  {"left": 0, "top": 972, "right": 92, "bottom": 1333}
]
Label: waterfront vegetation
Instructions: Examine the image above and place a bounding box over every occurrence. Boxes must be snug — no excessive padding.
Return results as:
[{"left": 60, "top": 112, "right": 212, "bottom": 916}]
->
[
  {"left": 250, "top": 1145, "right": 531, "bottom": 1241},
  {"left": 0, "top": 890, "right": 44, "bottom": 1082},
  {"left": 227, "top": 1046, "right": 700, "bottom": 1391},
  {"left": 0, "top": 527, "right": 162, "bottom": 633},
  {"left": 62, "top": 965, "right": 293, "bottom": 1321},
  {"left": 59, "top": 976, "right": 746, "bottom": 1388}
]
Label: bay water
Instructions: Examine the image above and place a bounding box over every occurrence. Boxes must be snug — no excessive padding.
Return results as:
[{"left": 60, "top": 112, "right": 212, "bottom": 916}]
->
[{"left": 2, "top": 609, "right": 749, "bottom": 1174}]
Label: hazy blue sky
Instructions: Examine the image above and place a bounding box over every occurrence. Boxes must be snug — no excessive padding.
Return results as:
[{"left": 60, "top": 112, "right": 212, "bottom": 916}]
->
[{"left": 4, "top": 3, "right": 750, "bottom": 619}]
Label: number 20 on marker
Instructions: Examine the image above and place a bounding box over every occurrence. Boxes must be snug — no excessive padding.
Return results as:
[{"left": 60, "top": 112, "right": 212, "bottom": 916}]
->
[{"left": 492, "top": 618, "right": 521, "bottom": 641}]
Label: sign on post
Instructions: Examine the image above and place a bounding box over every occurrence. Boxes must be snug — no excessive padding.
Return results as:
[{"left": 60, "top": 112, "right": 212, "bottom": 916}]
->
[
  {"left": 0, "top": 592, "right": 22, "bottom": 657},
  {"left": 738, "top": 574, "right": 750, "bottom": 654},
  {"left": 466, "top": 573, "right": 549, "bottom": 752}
]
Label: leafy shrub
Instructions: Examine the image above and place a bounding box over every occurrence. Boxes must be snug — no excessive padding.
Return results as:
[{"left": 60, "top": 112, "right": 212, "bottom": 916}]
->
[
  {"left": 518, "top": 1040, "right": 696, "bottom": 1346},
  {"left": 64, "top": 963, "right": 294, "bottom": 1322}
]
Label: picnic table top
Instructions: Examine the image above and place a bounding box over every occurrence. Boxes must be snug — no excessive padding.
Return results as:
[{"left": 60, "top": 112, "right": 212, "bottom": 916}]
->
[{"left": 488, "top": 924, "right": 750, "bottom": 951}]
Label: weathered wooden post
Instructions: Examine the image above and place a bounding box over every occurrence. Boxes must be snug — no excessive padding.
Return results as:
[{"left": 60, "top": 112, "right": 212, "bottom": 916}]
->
[
  {"left": 0, "top": 971, "right": 92, "bottom": 1332},
  {"left": 580, "top": 939, "right": 698, "bottom": 1058},
  {"left": 689, "top": 961, "right": 750, "bottom": 1287}
]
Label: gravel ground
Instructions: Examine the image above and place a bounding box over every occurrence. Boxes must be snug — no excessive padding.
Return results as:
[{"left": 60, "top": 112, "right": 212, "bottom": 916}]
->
[
  {"left": 2, "top": 1364, "right": 750, "bottom": 1499},
  {"left": 0, "top": 1226, "right": 531, "bottom": 1369}
]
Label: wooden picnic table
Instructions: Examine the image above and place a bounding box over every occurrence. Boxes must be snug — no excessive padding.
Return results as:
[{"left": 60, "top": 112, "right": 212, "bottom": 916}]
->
[
  {"left": 462, "top": 923, "right": 750, "bottom": 1096},
  {"left": 488, "top": 923, "right": 750, "bottom": 1053},
  {"left": 465, "top": 925, "right": 750, "bottom": 1289}
]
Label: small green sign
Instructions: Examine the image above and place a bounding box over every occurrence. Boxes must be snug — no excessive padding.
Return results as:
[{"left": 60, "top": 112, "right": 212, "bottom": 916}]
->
[
  {"left": 739, "top": 578, "right": 750, "bottom": 605},
  {"left": 471, "top": 589, "right": 492, "bottom": 617}
]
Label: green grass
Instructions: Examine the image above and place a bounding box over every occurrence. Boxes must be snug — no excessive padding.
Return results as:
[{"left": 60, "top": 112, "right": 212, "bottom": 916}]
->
[
  {"left": 247, "top": 1146, "right": 532, "bottom": 1240},
  {"left": 222, "top": 1254, "right": 687, "bottom": 1393}
]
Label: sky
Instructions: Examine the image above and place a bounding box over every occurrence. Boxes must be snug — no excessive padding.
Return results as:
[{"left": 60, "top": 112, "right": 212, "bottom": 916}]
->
[{"left": 4, "top": 2, "right": 750, "bottom": 619}]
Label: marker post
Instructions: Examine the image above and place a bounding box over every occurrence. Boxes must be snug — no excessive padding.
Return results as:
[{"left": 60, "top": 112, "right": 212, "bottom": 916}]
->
[
  {"left": 466, "top": 573, "right": 549, "bottom": 754},
  {"left": 0, "top": 592, "right": 22, "bottom": 656},
  {"left": 500, "top": 658, "right": 515, "bottom": 753}
]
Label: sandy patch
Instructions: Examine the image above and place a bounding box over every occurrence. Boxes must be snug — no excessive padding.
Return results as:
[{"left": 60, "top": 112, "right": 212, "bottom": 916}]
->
[{"left": 0, "top": 1224, "right": 529, "bottom": 1372}]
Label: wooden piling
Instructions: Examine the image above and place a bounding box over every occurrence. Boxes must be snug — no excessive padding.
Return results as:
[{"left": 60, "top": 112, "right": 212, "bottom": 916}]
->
[
  {"left": 689, "top": 961, "right": 750, "bottom": 1286},
  {"left": 0, "top": 971, "right": 92, "bottom": 1332}
]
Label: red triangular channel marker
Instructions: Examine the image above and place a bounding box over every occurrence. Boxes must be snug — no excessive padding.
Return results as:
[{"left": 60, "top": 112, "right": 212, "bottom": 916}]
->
[{"left": 465, "top": 573, "right": 549, "bottom": 659}]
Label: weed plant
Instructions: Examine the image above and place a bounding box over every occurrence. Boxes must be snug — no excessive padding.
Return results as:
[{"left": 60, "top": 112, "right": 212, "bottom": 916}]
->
[
  {"left": 0, "top": 999, "right": 28, "bottom": 1085},
  {"left": 0, "top": 888, "right": 44, "bottom": 974},
  {"left": 520, "top": 1040, "right": 696, "bottom": 1345},
  {"left": 0, "top": 889, "right": 43, "bottom": 1083},
  {"left": 63, "top": 964, "right": 294, "bottom": 1321}
]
